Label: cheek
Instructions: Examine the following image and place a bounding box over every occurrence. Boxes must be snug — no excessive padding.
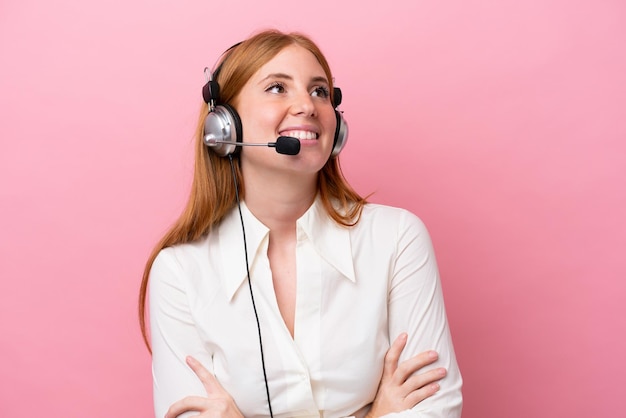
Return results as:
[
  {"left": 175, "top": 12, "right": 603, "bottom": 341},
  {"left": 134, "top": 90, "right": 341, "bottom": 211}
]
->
[
  {"left": 240, "top": 106, "right": 284, "bottom": 137},
  {"left": 239, "top": 113, "right": 265, "bottom": 140},
  {"left": 322, "top": 109, "right": 338, "bottom": 136}
]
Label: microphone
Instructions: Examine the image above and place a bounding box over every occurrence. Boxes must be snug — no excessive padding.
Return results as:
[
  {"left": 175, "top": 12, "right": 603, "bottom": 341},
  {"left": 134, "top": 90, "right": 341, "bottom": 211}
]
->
[{"left": 204, "top": 135, "right": 301, "bottom": 156}]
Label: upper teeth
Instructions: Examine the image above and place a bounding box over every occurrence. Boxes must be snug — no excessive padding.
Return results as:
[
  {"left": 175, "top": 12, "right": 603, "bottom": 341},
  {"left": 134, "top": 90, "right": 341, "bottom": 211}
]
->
[{"left": 282, "top": 130, "right": 318, "bottom": 140}]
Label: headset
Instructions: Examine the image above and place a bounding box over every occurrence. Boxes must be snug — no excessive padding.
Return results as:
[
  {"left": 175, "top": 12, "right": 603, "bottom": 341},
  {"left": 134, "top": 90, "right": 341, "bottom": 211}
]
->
[{"left": 201, "top": 43, "right": 348, "bottom": 158}]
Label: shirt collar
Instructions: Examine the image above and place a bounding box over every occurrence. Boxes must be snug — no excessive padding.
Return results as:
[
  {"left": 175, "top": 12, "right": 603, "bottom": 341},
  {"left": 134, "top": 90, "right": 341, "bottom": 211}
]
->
[
  {"left": 297, "top": 196, "right": 356, "bottom": 284},
  {"left": 218, "top": 197, "right": 355, "bottom": 302}
]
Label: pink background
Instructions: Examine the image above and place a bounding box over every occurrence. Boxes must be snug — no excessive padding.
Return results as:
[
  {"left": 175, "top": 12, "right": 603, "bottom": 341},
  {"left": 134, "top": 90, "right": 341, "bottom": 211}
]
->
[{"left": 1, "top": 0, "right": 625, "bottom": 416}]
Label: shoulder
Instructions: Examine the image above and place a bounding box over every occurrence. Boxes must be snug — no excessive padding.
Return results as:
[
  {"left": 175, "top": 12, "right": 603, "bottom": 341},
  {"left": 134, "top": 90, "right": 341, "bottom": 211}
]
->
[
  {"left": 152, "top": 235, "right": 211, "bottom": 280},
  {"left": 358, "top": 202, "right": 428, "bottom": 232},
  {"left": 344, "top": 203, "right": 437, "bottom": 274},
  {"left": 346, "top": 203, "right": 433, "bottom": 254}
]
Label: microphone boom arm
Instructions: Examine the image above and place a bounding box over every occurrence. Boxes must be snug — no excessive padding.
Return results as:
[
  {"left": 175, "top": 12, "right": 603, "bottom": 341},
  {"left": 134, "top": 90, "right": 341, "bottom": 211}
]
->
[{"left": 204, "top": 135, "right": 300, "bottom": 156}]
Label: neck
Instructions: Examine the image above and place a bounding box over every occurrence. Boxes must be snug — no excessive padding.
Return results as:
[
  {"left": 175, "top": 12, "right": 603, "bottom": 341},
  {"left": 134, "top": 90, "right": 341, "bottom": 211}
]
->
[{"left": 242, "top": 168, "right": 318, "bottom": 231}]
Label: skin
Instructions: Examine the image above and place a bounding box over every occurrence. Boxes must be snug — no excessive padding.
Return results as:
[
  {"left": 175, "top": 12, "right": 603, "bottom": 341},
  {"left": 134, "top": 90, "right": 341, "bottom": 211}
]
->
[
  {"left": 365, "top": 333, "right": 447, "bottom": 418},
  {"left": 164, "top": 45, "right": 447, "bottom": 417}
]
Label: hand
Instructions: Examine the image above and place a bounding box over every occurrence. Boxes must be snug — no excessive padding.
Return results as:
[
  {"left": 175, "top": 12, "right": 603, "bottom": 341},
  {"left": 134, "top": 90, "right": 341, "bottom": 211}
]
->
[
  {"left": 164, "top": 356, "right": 244, "bottom": 418},
  {"left": 366, "top": 333, "right": 447, "bottom": 418}
]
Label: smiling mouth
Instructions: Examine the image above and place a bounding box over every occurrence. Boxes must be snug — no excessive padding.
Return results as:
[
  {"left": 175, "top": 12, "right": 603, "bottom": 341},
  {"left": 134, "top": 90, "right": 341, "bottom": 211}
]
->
[{"left": 281, "top": 130, "right": 319, "bottom": 140}]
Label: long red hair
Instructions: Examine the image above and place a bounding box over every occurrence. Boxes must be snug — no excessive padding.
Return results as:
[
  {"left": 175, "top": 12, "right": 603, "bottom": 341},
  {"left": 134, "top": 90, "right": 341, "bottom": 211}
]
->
[{"left": 139, "top": 29, "right": 367, "bottom": 351}]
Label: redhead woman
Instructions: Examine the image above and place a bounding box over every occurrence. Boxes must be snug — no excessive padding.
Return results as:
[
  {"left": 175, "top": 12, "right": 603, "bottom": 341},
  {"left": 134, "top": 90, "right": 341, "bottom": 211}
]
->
[{"left": 139, "top": 29, "right": 462, "bottom": 418}]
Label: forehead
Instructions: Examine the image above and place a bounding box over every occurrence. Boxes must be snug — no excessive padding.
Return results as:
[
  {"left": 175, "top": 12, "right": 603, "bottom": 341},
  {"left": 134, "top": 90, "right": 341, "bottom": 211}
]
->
[{"left": 254, "top": 44, "right": 327, "bottom": 81}]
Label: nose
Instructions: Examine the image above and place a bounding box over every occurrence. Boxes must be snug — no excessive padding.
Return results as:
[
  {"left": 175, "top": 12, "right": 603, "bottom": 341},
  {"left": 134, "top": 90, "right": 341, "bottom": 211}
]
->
[{"left": 290, "top": 89, "right": 317, "bottom": 117}]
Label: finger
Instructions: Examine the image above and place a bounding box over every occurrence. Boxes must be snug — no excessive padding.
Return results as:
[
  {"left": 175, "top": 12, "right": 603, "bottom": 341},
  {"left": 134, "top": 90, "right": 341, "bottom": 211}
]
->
[
  {"left": 165, "top": 395, "right": 209, "bottom": 418},
  {"left": 404, "top": 367, "right": 447, "bottom": 393},
  {"left": 404, "top": 381, "right": 441, "bottom": 407},
  {"left": 393, "top": 350, "right": 439, "bottom": 384},
  {"left": 383, "top": 333, "right": 408, "bottom": 380},
  {"left": 186, "top": 356, "right": 223, "bottom": 395}
]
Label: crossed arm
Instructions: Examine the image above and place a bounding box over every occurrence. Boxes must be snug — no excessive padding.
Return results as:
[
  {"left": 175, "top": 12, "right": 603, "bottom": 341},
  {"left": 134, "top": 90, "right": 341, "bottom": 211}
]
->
[{"left": 165, "top": 333, "right": 446, "bottom": 418}]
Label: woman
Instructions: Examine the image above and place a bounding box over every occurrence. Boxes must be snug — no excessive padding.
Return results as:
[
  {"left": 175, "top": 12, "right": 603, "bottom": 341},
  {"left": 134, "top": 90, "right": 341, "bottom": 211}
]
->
[{"left": 139, "top": 29, "right": 462, "bottom": 417}]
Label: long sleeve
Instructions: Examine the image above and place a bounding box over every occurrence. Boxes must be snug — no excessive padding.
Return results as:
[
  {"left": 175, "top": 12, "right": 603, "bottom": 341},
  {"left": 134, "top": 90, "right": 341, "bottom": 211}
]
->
[
  {"left": 384, "top": 210, "right": 463, "bottom": 417},
  {"left": 149, "top": 248, "right": 213, "bottom": 418}
]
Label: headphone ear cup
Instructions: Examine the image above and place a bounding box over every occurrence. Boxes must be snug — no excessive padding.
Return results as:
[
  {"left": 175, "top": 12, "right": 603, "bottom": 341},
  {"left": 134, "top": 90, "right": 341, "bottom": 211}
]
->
[
  {"left": 203, "top": 104, "right": 243, "bottom": 157},
  {"left": 331, "top": 110, "right": 348, "bottom": 157}
]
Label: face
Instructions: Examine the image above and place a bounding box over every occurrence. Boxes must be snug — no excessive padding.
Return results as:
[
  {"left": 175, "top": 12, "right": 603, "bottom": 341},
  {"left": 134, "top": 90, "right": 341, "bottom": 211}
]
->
[{"left": 234, "top": 44, "right": 337, "bottom": 177}]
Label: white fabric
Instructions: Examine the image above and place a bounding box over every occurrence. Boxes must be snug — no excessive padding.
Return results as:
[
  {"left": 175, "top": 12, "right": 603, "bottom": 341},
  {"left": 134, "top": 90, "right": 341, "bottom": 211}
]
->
[{"left": 149, "top": 198, "right": 462, "bottom": 417}]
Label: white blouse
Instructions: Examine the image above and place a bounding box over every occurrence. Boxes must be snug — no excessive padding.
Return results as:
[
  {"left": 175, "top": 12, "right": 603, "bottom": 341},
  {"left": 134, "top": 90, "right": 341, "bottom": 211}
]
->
[{"left": 149, "top": 198, "right": 462, "bottom": 417}]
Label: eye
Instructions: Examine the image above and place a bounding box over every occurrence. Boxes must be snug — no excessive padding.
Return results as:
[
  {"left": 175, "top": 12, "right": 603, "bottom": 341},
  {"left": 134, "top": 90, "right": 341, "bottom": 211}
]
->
[
  {"left": 266, "top": 82, "right": 285, "bottom": 94},
  {"left": 311, "top": 86, "right": 330, "bottom": 99}
]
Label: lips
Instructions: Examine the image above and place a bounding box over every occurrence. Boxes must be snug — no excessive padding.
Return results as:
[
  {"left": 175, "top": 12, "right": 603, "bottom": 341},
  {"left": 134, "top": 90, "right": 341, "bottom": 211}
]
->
[{"left": 280, "top": 130, "right": 319, "bottom": 140}]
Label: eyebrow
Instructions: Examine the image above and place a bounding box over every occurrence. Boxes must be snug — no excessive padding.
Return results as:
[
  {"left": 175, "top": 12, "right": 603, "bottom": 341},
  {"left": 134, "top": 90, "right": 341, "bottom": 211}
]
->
[{"left": 258, "top": 73, "right": 329, "bottom": 85}]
